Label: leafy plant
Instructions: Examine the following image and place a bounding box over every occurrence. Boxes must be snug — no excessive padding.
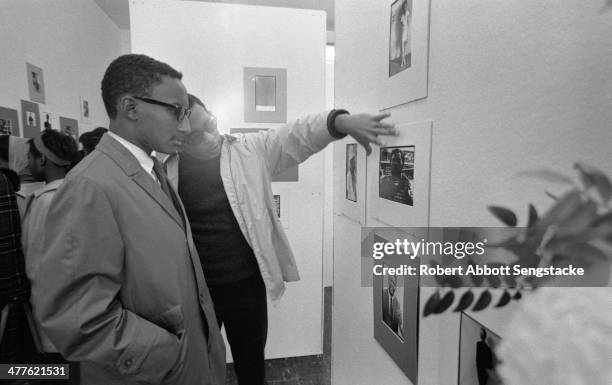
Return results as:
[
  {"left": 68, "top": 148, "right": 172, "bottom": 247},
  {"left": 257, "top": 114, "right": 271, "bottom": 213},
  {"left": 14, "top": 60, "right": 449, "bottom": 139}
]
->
[{"left": 423, "top": 163, "right": 612, "bottom": 316}]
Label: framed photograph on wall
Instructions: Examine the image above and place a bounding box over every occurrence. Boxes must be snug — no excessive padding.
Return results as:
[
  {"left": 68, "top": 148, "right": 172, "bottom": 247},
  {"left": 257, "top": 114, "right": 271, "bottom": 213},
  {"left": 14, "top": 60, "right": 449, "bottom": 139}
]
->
[
  {"left": 21, "top": 100, "right": 41, "bottom": 138},
  {"left": 337, "top": 140, "right": 366, "bottom": 224},
  {"left": 346, "top": 143, "right": 357, "bottom": 202},
  {"left": 59, "top": 116, "right": 79, "bottom": 142},
  {"left": 0, "top": 106, "right": 20, "bottom": 136},
  {"left": 41, "top": 111, "right": 56, "bottom": 130},
  {"left": 26, "top": 62, "right": 46, "bottom": 104},
  {"left": 381, "top": 0, "right": 430, "bottom": 109},
  {"left": 230, "top": 127, "right": 298, "bottom": 182},
  {"left": 367, "top": 121, "right": 432, "bottom": 228},
  {"left": 80, "top": 96, "right": 91, "bottom": 123},
  {"left": 243, "top": 67, "right": 287, "bottom": 123},
  {"left": 458, "top": 312, "right": 502, "bottom": 385},
  {"left": 273, "top": 194, "right": 281, "bottom": 218},
  {"left": 372, "top": 229, "right": 419, "bottom": 383}
]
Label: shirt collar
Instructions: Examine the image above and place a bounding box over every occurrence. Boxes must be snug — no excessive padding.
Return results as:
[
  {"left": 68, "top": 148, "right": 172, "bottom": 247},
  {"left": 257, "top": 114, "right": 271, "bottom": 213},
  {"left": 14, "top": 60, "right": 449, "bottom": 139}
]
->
[
  {"left": 33, "top": 178, "right": 64, "bottom": 198},
  {"left": 108, "top": 131, "right": 154, "bottom": 176}
]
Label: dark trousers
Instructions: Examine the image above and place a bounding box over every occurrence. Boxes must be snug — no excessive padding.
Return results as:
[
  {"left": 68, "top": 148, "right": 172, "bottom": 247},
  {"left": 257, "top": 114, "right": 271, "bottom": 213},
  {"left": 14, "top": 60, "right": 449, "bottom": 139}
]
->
[{"left": 208, "top": 274, "right": 268, "bottom": 385}]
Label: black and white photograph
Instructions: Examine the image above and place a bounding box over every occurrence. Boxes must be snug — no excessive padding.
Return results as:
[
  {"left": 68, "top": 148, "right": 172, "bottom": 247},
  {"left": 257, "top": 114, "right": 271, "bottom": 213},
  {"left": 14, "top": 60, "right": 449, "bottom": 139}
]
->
[
  {"left": 389, "top": 0, "right": 412, "bottom": 77},
  {"left": 345, "top": 143, "right": 357, "bottom": 202},
  {"left": 26, "top": 62, "right": 46, "bottom": 103},
  {"left": 0, "top": 106, "right": 19, "bottom": 136},
  {"left": 273, "top": 194, "right": 281, "bottom": 218},
  {"left": 59, "top": 116, "right": 79, "bottom": 141},
  {"left": 379, "top": 145, "right": 414, "bottom": 206},
  {"left": 459, "top": 313, "right": 503, "bottom": 385},
  {"left": 21, "top": 99, "right": 41, "bottom": 138},
  {"left": 81, "top": 97, "right": 91, "bottom": 122},
  {"left": 381, "top": 265, "right": 404, "bottom": 341},
  {"left": 1, "top": 2, "right": 611, "bottom": 385}
]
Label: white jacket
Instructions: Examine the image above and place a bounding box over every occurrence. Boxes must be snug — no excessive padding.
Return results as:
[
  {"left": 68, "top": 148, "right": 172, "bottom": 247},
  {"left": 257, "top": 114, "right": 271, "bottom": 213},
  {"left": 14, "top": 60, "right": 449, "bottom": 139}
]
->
[{"left": 166, "top": 111, "right": 341, "bottom": 301}]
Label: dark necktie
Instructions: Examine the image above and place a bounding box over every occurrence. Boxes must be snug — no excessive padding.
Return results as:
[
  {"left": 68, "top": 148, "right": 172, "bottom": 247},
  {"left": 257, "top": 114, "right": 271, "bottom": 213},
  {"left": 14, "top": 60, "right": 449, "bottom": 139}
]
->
[{"left": 151, "top": 156, "right": 183, "bottom": 219}]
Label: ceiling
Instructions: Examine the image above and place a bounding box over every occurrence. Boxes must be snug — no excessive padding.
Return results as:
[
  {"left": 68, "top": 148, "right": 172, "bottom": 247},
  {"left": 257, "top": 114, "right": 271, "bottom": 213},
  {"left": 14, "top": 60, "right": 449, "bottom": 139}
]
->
[{"left": 93, "top": 0, "right": 334, "bottom": 31}]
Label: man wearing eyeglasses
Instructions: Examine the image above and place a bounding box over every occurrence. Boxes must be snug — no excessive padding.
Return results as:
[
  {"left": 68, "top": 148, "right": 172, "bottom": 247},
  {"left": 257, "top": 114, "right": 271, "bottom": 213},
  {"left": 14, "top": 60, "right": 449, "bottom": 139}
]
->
[{"left": 33, "top": 54, "right": 225, "bottom": 385}]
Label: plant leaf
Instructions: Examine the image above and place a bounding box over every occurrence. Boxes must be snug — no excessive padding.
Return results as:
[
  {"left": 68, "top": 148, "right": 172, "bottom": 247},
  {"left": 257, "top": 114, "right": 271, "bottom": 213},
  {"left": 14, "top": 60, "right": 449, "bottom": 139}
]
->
[
  {"left": 454, "top": 290, "right": 475, "bottom": 312},
  {"left": 575, "top": 163, "right": 612, "bottom": 202},
  {"left": 472, "top": 290, "right": 492, "bottom": 311},
  {"left": 516, "top": 169, "right": 575, "bottom": 187},
  {"left": 423, "top": 291, "right": 441, "bottom": 317},
  {"left": 488, "top": 206, "right": 518, "bottom": 227},
  {"left": 496, "top": 290, "right": 511, "bottom": 307},
  {"left": 433, "top": 291, "right": 455, "bottom": 314},
  {"left": 527, "top": 204, "right": 538, "bottom": 227}
]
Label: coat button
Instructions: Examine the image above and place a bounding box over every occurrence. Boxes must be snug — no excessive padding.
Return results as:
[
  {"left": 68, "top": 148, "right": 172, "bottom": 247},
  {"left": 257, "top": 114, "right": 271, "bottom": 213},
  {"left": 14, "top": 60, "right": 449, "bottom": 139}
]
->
[{"left": 124, "top": 358, "right": 133, "bottom": 367}]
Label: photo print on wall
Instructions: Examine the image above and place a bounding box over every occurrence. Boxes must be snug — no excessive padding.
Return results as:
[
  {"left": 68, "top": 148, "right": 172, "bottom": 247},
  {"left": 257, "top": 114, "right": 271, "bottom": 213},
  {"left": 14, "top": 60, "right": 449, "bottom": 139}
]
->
[
  {"left": 379, "top": 145, "right": 415, "bottom": 206},
  {"left": 346, "top": 143, "right": 357, "bottom": 202},
  {"left": 21, "top": 100, "right": 41, "bottom": 138},
  {"left": 458, "top": 312, "right": 503, "bottom": 385},
  {"left": 26, "top": 62, "right": 46, "bottom": 104},
  {"left": 0, "top": 107, "right": 20, "bottom": 136},
  {"left": 389, "top": 0, "right": 412, "bottom": 77}
]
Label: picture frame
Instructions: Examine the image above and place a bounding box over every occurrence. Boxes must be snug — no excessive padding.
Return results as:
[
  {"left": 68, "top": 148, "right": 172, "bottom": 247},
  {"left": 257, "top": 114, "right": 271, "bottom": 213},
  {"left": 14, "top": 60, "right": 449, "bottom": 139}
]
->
[
  {"left": 21, "top": 100, "right": 41, "bottom": 138},
  {"left": 59, "top": 116, "right": 79, "bottom": 142},
  {"left": 371, "top": 229, "right": 420, "bottom": 383},
  {"left": 381, "top": 0, "right": 430, "bottom": 109},
  {"left": 336, "top": 140, "right": 366, "bottom": 225},
  {"left": 26, "top": 62, "right": 46, "bottom": 104},
  {"left": 346, "top": 143, "right": 357, "bottom": 202},
  {"left": 41, "top": 111, "right": 57, "bottom": 130},
  {"left": 458, "top": 312, "right": 502, "bottom": 385},
  {"left": 273, "top": 194, "right": 281, "bottom": 218},
  {"left": 80, "top": 96, "right": 91, "bottom": 123},
  {"left": 243, "top": 67, "right": 287, "bottom": 123},
  {"left": 367, "top": 121, "right": 432, "bottom": 229},
  {"left": 0, "top": 106, "right": 20, "bottom": 136},
  {"left": 230, "top": 127, "right": 298, "bottom": 182}
]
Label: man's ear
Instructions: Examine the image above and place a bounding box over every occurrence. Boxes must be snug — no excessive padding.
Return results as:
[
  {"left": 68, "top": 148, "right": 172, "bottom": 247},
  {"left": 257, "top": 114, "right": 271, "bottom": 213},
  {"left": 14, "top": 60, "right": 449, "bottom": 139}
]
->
[{"left": 119, "top": 96, "right": 138, "bottom": 121}]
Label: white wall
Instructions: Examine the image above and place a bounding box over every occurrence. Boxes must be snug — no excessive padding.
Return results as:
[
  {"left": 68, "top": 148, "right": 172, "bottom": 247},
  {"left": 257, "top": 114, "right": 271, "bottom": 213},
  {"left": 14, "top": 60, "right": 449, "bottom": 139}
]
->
[
  {"left": 0, "top": 0, "right": 126, "bottom": 135},
  {"left": 333, "top": 1, "right": 612, "bottom": 384},
  {"left": 130, "top": 0, "right": 327, "bottom": 360}
]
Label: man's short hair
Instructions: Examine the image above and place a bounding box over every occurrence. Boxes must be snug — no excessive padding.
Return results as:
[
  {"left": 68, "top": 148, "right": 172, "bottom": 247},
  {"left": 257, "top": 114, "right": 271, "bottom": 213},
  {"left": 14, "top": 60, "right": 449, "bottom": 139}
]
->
[
  {"left": 101, "top": 54, "right": 183, "bottom": 119},
  {"left": 79, "top": 127, "right": 108, "bottom": 153},
  {"left": 29, "top": 129, "right": 79, "bottom": 166}
]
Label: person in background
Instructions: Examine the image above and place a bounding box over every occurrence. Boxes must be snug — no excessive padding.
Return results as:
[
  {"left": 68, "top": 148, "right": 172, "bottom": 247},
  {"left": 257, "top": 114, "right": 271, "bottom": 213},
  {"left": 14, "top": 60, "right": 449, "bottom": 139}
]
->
[
  {"left": 167, "top": 93, "right": 397, "bottom": 385},
  {"left": 79, "top": 126, "right": 108, "bottom": 156},
  {"left": 0, "top": 135, "right": 37, "bottom": 364},
  {"left": 33, "top": 54, "right": 225, "bottom": 385}
]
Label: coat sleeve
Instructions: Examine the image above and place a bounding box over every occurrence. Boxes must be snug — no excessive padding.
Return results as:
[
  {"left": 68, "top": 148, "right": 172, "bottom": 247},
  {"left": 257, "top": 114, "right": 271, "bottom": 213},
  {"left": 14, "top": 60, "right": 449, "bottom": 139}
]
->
[
  {"left": 34, "top": 176, "right": 181, "bottom": 384},
  {"left": 245, "top": 111, "right": 340, "bottom": 176}
]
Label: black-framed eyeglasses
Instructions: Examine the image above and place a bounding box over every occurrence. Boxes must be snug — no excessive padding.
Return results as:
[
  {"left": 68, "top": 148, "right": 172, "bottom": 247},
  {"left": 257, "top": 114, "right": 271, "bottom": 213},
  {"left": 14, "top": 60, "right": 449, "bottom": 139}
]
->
[{"left": 134, "top": 96, "right": 191, "bottom": 122}]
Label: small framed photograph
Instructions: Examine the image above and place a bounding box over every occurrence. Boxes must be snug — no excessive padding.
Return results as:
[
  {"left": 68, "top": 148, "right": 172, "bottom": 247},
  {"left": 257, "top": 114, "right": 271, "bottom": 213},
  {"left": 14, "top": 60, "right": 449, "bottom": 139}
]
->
[
  {"left": 380, "top": 0, "right": 430, "bottom": 109},
  {"left": 21, "top": 100, "right": 41, "bottom": 138},
  {"left": 80, "top": 97, "right": 91, "bottom": 122},
  {"left": 59, "top": 116, "right": 79, "bottom": 142},
  {"left": 336, "top": 140, "right": 366, "bottom": 224},
  {"left": 273, "top": 194, "right": 281, "bottom": 218},
  {"left": 26, "top": 62, "right": 46, "bottom": 104},
  {"left": 372, "top": 230, "right": 420, "bottom": 383},
  {"left": 368, "top": 121, "right": 431, "bottom": 228},
  {"left": 458, "top": 312, "right": 503, "bottom": 385},
  {"left": 0, "top": 106, "right": 20, "bottom": 136},
  {"left": 243, "top": 67, "right": 287, "bottom": 123},
  {"left": 379, "top": 145, "right": 414, "bottom": 206},
  {"left": 346, "top": 143, "right": 357, "bottom": 202},
  {"left": 41, "top": 111, "right": 57, "bottom": 130}
]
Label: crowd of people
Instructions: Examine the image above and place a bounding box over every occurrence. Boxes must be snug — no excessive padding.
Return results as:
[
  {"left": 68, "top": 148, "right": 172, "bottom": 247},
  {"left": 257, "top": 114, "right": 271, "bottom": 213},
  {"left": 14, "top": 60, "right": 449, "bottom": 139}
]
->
[{"left": 0, "top": 53, "right": 397, "bottom": 385}]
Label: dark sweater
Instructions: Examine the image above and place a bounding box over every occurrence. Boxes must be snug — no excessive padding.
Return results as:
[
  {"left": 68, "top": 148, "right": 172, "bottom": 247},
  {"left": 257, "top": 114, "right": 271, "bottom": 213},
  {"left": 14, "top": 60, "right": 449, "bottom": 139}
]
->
[{"left": 178, "top": 152, "right": 259, "bottom": 285}]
